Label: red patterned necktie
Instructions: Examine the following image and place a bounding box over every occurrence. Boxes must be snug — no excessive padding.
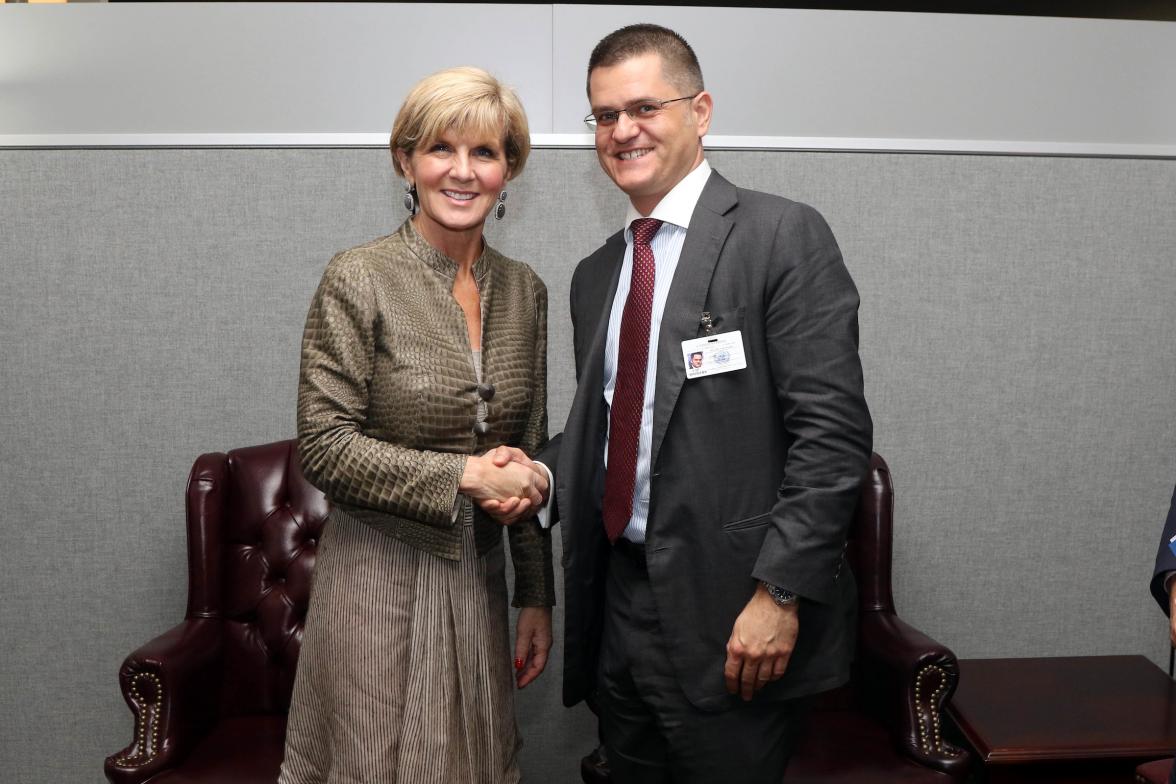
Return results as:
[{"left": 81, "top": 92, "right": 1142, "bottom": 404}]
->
[{"left": 603, "top": 218, "right": 662, "bottom": 543}]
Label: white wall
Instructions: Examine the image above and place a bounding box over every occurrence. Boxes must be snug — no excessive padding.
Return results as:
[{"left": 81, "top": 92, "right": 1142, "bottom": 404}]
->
[{"left": 1, "top": 3, "right": 1174, "bottom": 155}]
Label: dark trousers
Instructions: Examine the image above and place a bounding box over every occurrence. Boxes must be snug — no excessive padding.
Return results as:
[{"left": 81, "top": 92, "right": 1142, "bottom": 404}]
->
[{"left": 596, "top": 543, "right": 809, "bottom": 784}]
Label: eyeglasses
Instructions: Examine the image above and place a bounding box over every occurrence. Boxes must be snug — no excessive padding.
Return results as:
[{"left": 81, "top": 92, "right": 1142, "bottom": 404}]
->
[{"left": 583, "top": 94, "right": 700, "bottom": 130}]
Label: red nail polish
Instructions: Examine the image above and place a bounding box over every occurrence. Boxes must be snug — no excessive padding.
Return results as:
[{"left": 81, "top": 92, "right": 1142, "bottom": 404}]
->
[{"left": 514, "top": 658, "right": 524, "bottom": 670}]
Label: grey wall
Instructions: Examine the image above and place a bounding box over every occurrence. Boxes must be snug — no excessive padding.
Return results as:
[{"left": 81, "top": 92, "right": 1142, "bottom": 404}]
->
[
  {"left": 2, "top": 146, "right": 1175, "bottom": 783},
  {"left": 2, "top": 4, "right": 1175, "bottom": 152}
]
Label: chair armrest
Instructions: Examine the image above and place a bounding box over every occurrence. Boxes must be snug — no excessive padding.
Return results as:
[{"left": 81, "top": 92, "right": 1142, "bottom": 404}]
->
[
  {"left": 104, "top": 618, "right": 222, "bottom": 784},
  {"left": 857, "top": 610, "right": 972, "bottom": 777}
]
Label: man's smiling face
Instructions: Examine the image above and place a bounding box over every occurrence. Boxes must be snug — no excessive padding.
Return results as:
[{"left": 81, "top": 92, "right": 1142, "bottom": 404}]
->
[{"left": 588, "top": 52, "right": 711, "bottom": 215}]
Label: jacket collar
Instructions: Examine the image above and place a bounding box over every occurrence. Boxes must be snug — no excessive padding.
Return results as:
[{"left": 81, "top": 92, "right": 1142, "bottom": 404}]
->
[{"left": 398, "top": 217, "right": 492, "bottom": 286}]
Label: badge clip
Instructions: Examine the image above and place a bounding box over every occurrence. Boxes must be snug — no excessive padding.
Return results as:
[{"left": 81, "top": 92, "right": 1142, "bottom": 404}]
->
[{"left": 699, "top": 311, "right": 714, "bottom": 336}]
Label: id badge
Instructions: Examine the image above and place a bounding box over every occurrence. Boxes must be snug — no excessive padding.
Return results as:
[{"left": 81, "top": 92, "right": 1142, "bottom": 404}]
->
[{"left": 681, "top": 331, "right": 747, "bottom": 379}]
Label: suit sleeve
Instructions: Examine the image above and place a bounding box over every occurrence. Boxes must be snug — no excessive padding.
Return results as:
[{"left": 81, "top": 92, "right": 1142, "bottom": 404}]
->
[
  {"left": 533, "top": 258, "right": 590, "bottom": 525},
  {"left": 1150, "top": 483, "right": 1176, "bottom": 614},
  {"left": 507, "top": 271, "right": 556, "bottom": 607},
  {"left": 752, "top": 203, "right": 873, "bottom": 604},
  {"left": 296, "top": 251, "right": 465, "bottom": 527}
]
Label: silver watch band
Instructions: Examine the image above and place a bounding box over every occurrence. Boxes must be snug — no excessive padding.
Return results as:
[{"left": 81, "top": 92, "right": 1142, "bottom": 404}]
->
[{"left": 760, "top": 580, "right": 798, "bottom": 606}]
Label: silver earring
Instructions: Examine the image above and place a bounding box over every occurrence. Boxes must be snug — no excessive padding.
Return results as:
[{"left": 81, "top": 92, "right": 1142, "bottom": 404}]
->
[
  {"left": 403, "top": 183, "right": 417, "bottom": 214},
  {"left": 494, "top": 190, "right": 507, "bottom": 221}
]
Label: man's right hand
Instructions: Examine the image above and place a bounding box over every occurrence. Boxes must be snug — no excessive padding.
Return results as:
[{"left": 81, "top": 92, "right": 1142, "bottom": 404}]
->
[
  {"left": 478, "top": 446, "right": 550, "bottom": 524},
  {"left": 487, "top": 445, "right": 545, "bottom": 475},
  {"left": 460, "top": 452, "right": 548, "bottom": 525}
]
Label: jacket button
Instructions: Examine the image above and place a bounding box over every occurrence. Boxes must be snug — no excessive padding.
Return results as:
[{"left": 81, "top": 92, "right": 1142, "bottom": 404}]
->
[
  {"left": 473, "top": 421, "right": 490, "bottom": 436},
  {"left": 477, "top": 383, "right": 496, "bottom": 401}
]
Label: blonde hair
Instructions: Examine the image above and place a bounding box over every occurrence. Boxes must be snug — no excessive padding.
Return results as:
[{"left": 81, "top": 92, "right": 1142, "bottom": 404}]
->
[{"left": 390, "top": 66, "right": 530, "bottom": 180}]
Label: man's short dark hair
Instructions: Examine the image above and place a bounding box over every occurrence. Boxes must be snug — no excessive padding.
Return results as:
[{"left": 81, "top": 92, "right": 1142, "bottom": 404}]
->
[{"left": 587, "top": 23, "right": 705, "bottom": 98}]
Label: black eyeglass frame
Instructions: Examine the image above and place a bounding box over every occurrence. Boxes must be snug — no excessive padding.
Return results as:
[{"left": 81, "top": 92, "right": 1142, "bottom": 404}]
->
[{"left": 583, "top": 94, "right": 700, "bottom": 130}]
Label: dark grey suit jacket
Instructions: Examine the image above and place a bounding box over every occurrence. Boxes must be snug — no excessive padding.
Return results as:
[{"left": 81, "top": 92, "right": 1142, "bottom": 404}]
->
[{"left": 543, "top": 170, "right": 872, "bottom": 711}]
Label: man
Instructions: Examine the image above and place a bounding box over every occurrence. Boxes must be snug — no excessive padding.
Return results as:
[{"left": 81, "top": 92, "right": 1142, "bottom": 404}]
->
[{"left": 489, "top": 23, "right": 871, "bottom": 782}]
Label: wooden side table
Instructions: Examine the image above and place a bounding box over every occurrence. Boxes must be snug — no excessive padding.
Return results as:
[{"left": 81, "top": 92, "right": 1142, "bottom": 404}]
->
[{"left": 948, "top": 655, "right": 1176, "bottom": 783}]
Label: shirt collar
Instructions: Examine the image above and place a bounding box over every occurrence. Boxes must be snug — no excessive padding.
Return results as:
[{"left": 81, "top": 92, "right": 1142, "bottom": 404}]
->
[{"left": 623, "top": 159, "right": 712, "bottom": 234}]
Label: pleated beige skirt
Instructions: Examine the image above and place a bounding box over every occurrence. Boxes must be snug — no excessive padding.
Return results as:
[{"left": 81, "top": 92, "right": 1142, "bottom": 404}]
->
[{"left": 278, "top": 505, "right": 520, "bottom": 784}]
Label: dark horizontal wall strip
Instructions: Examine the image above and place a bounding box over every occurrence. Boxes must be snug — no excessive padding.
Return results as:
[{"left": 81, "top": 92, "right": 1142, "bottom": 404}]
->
[{"left": 107, "top": 0, "right": 1176, "bottom": 22}]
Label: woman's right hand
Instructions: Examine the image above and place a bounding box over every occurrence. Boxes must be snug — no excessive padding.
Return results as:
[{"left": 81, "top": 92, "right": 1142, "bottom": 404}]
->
[{"left": 460, "top": 454, "right": 548, "bottom": 524}]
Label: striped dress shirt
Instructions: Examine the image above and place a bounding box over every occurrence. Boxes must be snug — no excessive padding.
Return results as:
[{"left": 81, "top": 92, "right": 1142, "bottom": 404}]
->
[{"left": 603, "top": 160, "right": 713, "bottom": 543}]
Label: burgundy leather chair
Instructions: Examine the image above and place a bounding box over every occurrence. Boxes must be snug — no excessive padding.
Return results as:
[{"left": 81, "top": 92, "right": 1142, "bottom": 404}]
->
[
  {"left": 105, "top": 440, "right": 328, "bottom": 784},
  {"left": 783, "top": 453, "right": 971, "bottom": 782},
  {"left": 581, "top": 454, "right": 972, "bottom": 783}
]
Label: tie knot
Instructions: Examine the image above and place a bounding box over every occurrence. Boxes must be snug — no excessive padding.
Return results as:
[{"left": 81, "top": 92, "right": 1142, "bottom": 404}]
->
[{"left": 630, "top": 218, "right": 662, "bottom": 246}]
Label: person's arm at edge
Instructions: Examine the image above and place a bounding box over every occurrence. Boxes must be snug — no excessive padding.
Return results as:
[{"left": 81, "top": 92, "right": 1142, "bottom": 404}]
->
[{"left": 1149, "top": 483, "right": 1176, "bottom": 645}]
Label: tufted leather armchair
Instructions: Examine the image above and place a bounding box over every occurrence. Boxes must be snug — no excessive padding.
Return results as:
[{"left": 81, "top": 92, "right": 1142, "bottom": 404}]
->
[
  {"left": 581, "top": 454, "right": 973, "bottom": 783},
  {"left": 105, "top": 440, "right": 328, "bottom": 784},
  {"left": 781, "top": 453, "right": 971, "bottom": 782}
]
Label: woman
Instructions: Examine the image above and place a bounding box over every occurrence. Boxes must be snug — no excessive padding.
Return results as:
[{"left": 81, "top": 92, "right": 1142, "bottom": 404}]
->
[{"left": 280, "top": 67, "right": 553, "bottom": 784}]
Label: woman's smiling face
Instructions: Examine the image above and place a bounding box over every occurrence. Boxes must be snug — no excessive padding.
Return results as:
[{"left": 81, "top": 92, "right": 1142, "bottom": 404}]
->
[{"left": 397, "top": 128, "right": 509, "bottom": 241}]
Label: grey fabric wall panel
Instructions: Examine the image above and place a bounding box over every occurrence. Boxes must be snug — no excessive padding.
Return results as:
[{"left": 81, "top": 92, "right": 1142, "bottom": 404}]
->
[{"left": 2, "top": 148, "right": 1174, "bottom": 783}]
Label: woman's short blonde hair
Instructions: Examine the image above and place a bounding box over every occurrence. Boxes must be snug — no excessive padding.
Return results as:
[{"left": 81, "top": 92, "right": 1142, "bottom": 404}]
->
[{"left": 390, "top": 66, "right": 531, "bottom": 180}]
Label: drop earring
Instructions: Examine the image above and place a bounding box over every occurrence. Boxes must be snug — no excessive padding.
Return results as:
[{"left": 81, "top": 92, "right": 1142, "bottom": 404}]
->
[
  {"left": 494, "top": 190, "right": 507, "bottom": 221},
  {"left": 403, "top": 182, "right": 417, "bottom": 214}
]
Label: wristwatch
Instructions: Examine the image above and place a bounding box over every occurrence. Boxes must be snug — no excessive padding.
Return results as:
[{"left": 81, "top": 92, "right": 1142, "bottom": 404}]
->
[{"left": 760, "top": 580, "right": 798, "bottom": 607}]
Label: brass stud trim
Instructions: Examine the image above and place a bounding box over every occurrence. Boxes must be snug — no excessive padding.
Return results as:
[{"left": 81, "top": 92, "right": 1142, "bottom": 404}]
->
[
  {"left": 113, "top": 671, "right": 163, "bottom": 767},
  {"left": 913, "top": 664, "right": 961, "bottom": 757}
]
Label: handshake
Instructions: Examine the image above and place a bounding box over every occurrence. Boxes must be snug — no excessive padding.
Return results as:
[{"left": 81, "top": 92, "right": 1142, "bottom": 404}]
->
[{"left": 459, "top": 446, "right": 550, "bottom": 526}]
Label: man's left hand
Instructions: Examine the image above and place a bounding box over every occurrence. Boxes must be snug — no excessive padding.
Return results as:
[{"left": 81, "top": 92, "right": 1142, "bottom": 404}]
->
[{"left": 723, "top": 584, "right": 799, "bottom": 701}]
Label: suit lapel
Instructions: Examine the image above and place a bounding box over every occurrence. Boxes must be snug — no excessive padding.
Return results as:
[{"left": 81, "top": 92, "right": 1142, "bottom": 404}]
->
[
  {"left": 579, "top": 233, "right": 626, "bottom": 387},
  {"left": 649, "top": 174, "right": 737, "bottom": 470}
]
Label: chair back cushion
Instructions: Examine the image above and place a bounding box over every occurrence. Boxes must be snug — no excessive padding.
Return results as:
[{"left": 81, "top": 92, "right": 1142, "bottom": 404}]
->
[{"left": 189, "top": 440, "right": 329, "bottom": 716}]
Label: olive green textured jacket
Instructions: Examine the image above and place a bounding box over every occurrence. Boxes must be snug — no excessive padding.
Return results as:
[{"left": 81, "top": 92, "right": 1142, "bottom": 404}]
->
[{"left": 297, "top": 219, "right": 554, "bottom": 607}]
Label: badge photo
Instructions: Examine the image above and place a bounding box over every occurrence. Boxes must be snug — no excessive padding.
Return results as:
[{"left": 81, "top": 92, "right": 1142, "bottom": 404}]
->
[{"left": 681, "top": 330, "right": 747, "bottom": 379}]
